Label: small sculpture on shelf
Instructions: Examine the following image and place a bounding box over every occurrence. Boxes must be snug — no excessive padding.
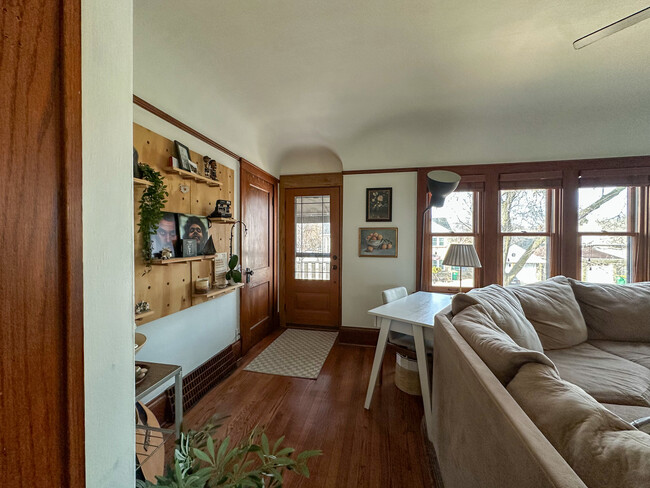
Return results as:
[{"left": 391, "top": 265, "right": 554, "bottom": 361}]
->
[
  {"left": 202, "top": 156, "right": 212, "bottom": 179},
  {"left": 210, "top": 159, "right": 218, "bottom": 181},
  {"left": 160, "top": 247, "right": 173, "bottom": 260},
  {"left": 135, "top": 301, "right": 150, "bottom": 315}
]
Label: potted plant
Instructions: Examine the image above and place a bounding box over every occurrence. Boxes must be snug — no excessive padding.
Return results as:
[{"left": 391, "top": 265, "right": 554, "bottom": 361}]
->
[
  {"left": 138, "top": 163, "right": 168, "bottom": 267},
  {"left": 136, "top": 416, "right": 320, "bottom": 488},
  {"left": 225, "top": 255, "right": 242, "bottom": 284}
]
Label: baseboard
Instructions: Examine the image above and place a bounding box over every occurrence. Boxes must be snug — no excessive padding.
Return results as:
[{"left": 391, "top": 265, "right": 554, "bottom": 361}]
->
[
  {"left": 147, "top": 340, "right": 241, "bottom": 424},
  {"left": 338, "top": 327, "right": 379, "bottom": 346}
]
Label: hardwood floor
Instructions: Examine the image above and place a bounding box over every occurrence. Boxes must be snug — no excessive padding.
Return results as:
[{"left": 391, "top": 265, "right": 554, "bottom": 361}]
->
[{"left": 181, "top": 330, "right": 434, "bottom": 487}]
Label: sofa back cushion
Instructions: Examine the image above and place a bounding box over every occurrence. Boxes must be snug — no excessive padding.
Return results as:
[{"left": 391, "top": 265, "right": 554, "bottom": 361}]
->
[
  {"left": 510, "top": 276, "right": 587, "bottom": 350},
  {"left": 569, "top": 279, "right": 650, "bottom": 342},
  {"left": 451, "top": 304, "right": 555, "bottom": 385},
  {"left": 508, "top": 362, "right": 650, "bottom": 488},
  {"left": 452, "top": 284, "right": 544, "bottom": 352}
]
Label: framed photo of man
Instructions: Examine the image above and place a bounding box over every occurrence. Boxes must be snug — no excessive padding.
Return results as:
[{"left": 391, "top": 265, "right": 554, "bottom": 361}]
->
[
  {"left": 178, "top": 214, "right": 211, "bottom": 254},
  {"left": 151, "top": 212, "right": 178, "bottom": 258}
]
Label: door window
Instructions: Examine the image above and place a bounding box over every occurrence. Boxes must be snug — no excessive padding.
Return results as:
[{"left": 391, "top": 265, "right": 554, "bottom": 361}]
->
[{"left": 295, "top": 195, "right": 331, "bottom": 280}]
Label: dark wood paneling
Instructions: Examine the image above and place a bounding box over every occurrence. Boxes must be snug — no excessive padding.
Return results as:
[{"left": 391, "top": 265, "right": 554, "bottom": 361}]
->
[
  {"left": 1, "top": 1, "right": 85, "bottom": 486},
  {"left": 338, "top": 327, "right": 380, "bottom": 346}
]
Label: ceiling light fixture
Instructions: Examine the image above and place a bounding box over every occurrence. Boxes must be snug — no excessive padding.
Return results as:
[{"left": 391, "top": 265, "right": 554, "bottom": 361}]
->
[{"left": 574, "top": 6, "right": 650, "bottom": 49}]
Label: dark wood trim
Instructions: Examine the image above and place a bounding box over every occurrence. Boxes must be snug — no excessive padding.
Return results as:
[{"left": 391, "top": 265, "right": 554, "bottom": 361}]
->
[
  {"left": 338, "top": 327, "right": 380, "bottom": 346},
  {"left": 240, "top": 158, "right": 280, "bottom": 184},
  {"left": 134, "top": 95, "right": 241, "bottom": 161},
  {"left": 280, "top": 172, "right": 343, "bottom": 188},
  {"left": 146, "top": 393, "right": 171, "bottom": 427},
  {"left": 342, "top": 167, "right": 420, "bottom": 175}
]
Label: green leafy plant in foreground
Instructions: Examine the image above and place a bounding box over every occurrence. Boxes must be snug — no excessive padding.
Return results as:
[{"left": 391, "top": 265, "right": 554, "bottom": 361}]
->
[
  {"left": 136, "top": 416, "right": 321, "bottom": 488},
  {"left": 225, "top": 255, "right": 242, "bottom": 283},
  {"left": 138, "top": 163, "right": 168, "bottom": 267}
]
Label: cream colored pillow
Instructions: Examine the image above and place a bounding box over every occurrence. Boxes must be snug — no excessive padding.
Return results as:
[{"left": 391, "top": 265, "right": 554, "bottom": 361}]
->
[
  {"left": 452, "top": 284, "right": 544, "bottom": 352},
  {"left": 569, "top": 279, "right": 650, "bottom": 342},
  {"left": 508, "top": 362, "right": 650, "bottom": 488},
  {"left": 452, "top": 304, "right": 555, "bottom": 385},
  {"left": 511, "top": 276, "right": 587, "bottom": 350}
]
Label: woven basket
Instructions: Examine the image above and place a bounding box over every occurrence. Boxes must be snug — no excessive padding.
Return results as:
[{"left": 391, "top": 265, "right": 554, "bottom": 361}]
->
[{"left": 394, "top": 353, "right": 421, "bottom": 396}]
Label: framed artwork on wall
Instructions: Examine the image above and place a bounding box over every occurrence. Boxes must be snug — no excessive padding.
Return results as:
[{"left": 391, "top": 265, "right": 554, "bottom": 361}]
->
[
  {"left": 366, "top": 187, "right": 392, "bottom": 221},
  {"left": 178, "top": 214, "right": 210, "bottom": 254},
  {"left": 151, "top": 212, "right": 178, "bottom": 258},
  {"left": 174, "top": 140, "right": 192, "bottom": 171},
  {"left": 359, "top": 227, "right": 398, "bottom": 257}
]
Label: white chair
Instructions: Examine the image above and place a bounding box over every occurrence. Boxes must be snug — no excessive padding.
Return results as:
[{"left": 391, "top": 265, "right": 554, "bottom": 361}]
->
[{"left": 365, "top": 287, "right": 434, "bottom": 408}]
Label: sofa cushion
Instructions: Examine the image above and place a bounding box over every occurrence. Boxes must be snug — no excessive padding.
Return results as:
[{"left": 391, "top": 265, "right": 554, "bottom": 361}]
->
[
  {"left": 452, "top": 304, "right": 555, "bottom": 385},
  {"left": 569, "top": 279, "right": 650, "bottom": 342},
  {"left": 590, "top": 340, "right": 650, "bottom": 370},
  {"left": 452, "top": 284, "right": 544, "bottom": 352},
  {"left": 510, "top": 276, "right": 587, "bottom": 350},
  {"left": 508, "top": 362, "right": 650, "bottom": 488},
  {"left": 545, "top": 343, "right": 650, "bottom": 407}
]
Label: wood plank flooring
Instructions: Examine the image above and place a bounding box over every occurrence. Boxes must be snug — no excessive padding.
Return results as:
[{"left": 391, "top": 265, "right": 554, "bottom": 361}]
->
[{"left": 181, "top": 330, "right": 434, "bottom": 487}]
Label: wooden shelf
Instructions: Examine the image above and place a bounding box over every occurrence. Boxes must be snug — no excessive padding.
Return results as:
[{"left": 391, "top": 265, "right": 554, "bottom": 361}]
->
[
  {"left": 150, "top": 255, "right": 216, "bottom": 266},
  {"left": 193, "top": 282, "right": 244, "bottom": 300},
  {"left": 135, "top": 310, "right": 155, "bottom": 321},
  {"left": 208, "top": 217, "right": 237, "bottom": 224},
  {"left": 133, "top": 177, "right": 153, "bottom": 187},
  {"left": 163, "top": 166, "right": 222, "bottom": 187}
]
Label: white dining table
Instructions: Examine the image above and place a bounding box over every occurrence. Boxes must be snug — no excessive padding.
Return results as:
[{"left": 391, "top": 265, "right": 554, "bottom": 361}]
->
[{"left": 364, "top": 291, "right": 452, "bottom": 441}]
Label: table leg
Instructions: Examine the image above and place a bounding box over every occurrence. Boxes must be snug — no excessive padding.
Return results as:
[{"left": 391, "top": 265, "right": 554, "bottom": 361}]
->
[
  {"left": 174, "top": 370, "right": 183, "bottom": 437},
  {"left": 364, "top": 317, "right": 391, "bottom": 409},
  {"left": 413, "top": 325, "right": 433, "bottom": 442}
]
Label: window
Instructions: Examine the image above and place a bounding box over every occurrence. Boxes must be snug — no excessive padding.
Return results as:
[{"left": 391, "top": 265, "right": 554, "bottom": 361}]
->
[
  {"left": 500, "top": 189, "right": 552, "bottom": 286},
  {"left": 294, "top": 195, "right": 330, "bottom": 280},
  {"left": 429, "top": 191, "right": 478, "bottom": 290},
  {"left": 578, "top": 186, "right": 636, "bottom": 284}
]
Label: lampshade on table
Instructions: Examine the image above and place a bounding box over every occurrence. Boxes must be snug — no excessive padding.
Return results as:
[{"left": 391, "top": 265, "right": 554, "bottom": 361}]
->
[{"left": 442, "top": 243, "right": 482, "bottom": 292}]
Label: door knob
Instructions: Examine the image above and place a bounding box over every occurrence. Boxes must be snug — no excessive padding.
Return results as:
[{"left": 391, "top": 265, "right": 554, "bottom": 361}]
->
[{"left": 245, "top": 268, "right": 254, "bottom": 284}]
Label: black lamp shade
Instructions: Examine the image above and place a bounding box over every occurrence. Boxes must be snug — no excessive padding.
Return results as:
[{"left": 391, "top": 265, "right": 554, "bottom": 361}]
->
[{"left": 427, "top": 170, "right": 461, "bottom": 208}]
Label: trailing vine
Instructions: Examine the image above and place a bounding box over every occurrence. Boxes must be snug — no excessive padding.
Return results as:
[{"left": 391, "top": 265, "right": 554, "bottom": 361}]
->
[{"left": 138, "top": 163, "right": 168, "bottom": 267}]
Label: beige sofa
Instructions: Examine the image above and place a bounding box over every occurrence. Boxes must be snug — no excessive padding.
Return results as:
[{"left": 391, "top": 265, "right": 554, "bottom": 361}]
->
[{"left": 432, "top": 277, "right": 650, "bottom": 488}]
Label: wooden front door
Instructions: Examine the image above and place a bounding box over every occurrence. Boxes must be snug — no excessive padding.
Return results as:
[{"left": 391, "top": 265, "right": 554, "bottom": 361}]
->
[
  {"left": 240, "top": 160, "right": 277, "bottom": 354},
  {"left": 1, "top": 1, "right": 85, "bottom": 486},
  {"left": 285, "top": 187, "right": 341, "bottom": 327}
]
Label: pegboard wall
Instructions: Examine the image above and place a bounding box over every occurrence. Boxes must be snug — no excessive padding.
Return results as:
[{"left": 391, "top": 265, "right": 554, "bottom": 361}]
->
[{"left": 133, "top": 123, "right": 236, "bottom": 325}]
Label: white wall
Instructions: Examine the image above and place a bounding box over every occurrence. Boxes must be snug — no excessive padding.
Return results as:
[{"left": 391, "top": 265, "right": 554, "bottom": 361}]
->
[
  {"left": 82, "top": 1, "right": 134, "bottom": 486},
  {"left": 342, "top": 172, "right": 417, "bottom": 328},
  {"left": 132, "top": 105, "right": 242, "bottom": 401},
  {"left": 278, "top": 146, "right": 343, "bottom": 175}
]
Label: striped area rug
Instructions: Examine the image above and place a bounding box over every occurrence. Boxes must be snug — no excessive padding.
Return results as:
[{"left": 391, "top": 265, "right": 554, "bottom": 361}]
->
[{"left": 244, "top": 329, "right": 338, "bottom": 379}]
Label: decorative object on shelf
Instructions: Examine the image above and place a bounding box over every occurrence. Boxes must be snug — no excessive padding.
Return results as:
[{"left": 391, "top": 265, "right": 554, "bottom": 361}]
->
[
  {"left": 442, "top": 243, "right": 482, "bottom": 293},
  {"left": 213, "top": 252, "right": 228, "bottom": 288},
  {"left": 202, "top": 155, "right": 219, "bottom": 181},
  {"left": 179, "top": 183, "right": 190, "bottom": 194},
  {"left": 419, "top": 170, "right": 461, "bottom": 289},
  {"left": 174, "top": 140, "right": 192, "bottom": 172},
  {"left": 182, "top": 238, "right": 197, "bottom": 257},
  {"left": 179, "top": 214, "right": 210, "bottom": 254},
  {"left": 137, "top": 164, "right": 169, "bottom": 266},
  {"left": 150, "top": 212, "right": 178, "bottom": 259},
  {"left": 135, "top": 333, "right": 147, "bottom": 354},
  {"left": 170, "top": 156, "right": 179, "bottom": 168},
  {"left": 135, "top": 415, "right": 321, "bottom": 488},
  {"left": 359, "top": 227, "right": 398, "bottom": 257},
  {"left": 135, "top": 301, "right": 150, "bottom": 315},
  {"left": 133, "top": 147, "right": 141, "bottom": 178},
  {"left": 208, "top": 199, "right": 232, "bottom": 219},
  {"left": 366, "top": 187, "right": 392, "bottom": 222},
  {"left": 160, "top": 247, "right": 173, "bottom": 260},
  {"left": 188, "top": 160, "right": 199, "bottom": 174},
  {"left": 202, "top": 235, "right": 216, "bottom": 255},
  {"left": 226, "top": 254, "right": 242, "bottom": 283},
  {"left": 209, "top": 159, "right": 218, "bottom": 181},
  {"left": 228, "top": 220, "right": 248, "bottom": 258},
  {"left": 194, "top": 277, "right": 211, "bottom": 294}
]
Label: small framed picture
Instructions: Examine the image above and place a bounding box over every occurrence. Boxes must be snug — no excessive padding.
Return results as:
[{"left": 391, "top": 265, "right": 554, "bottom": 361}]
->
[
  {"left": 174, "top": 140, "right": 192, "bottom": 171},
  {"left": 151, "top": 212, "right": 178, "bottom": 258},
  {"left": 366, "top": 187, "right": 392, "bottom": 222},
  {"left": 182, "top": 238, "right": 197, "bottom": 257},
  {"left": 359, "top": 227, "right": 398, "bottom": 257}
]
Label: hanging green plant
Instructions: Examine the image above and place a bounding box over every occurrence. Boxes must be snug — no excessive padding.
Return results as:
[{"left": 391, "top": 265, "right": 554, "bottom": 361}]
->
[
  {"left": 138, "top": 163, "right": 168, "bottom": 266},
  {"left": 225, "top": 254, "right": 242, "bottom": 283}
]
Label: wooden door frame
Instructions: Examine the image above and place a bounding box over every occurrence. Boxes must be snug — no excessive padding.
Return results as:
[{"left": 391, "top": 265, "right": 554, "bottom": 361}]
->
[
  {"left": 279, "top": 173, "right": 343, "bottom": 328},
  {"left": 239, "top": 159, "right": 280, "bottom": 336},
  {"left": 1, "top": 1, "right": 85, "bottom": 486}
]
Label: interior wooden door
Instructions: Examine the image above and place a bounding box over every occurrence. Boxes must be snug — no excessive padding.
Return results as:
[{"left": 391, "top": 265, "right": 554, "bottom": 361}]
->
[
  {"left": 285, "top": 187, "right": 341, "bottom": 327},
  {"left": 1, "top": 1, "right": 85, "bottom": 486},
  {"left": 240, "top": 160, "right": 277, "bottom": 354}
]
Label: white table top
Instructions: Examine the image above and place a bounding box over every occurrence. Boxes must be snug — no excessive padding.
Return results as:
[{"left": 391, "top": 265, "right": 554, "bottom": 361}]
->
[{"left": 368, "top": 291, "right": 453, "bottom": 328}]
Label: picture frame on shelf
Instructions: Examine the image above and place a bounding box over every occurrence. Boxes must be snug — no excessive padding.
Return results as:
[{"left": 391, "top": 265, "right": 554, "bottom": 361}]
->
[
  {"left": 174, "top": 140, "right": 192, "bottom": 171},
  {"left": 182, "top": 238, "right": 197, "bottom": 257},
  {"left": 366, "top": 187, "right": 392, "bottom": 222},
  {"left": 359, "top": 227, "right": 398, "bottom": 258},
  {"left": 178, "top": 214, "right": 210, "bottom": 254},
  {"left": 151, "top": 212, "right": 178, "bottom": 259}
]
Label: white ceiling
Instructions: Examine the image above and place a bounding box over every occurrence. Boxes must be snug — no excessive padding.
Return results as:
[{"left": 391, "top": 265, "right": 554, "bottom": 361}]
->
[{"left": 134, "top": 1, "right": 650, "bottom": 175}]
